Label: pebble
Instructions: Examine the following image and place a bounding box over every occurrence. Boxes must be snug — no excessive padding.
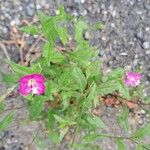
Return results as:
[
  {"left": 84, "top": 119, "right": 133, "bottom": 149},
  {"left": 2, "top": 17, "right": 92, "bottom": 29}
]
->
[
  {"left": 84, "top": 31, "right": 91, "bottom": 40},
  {"left": 142, "top": 41, "right": 150, "bottom": 49},
  {"left": 74, "top": 0, "right": 85, "bottom": 4},
  {"left": 26, "top": 8, "right": 35, "bottom": 16},
  {"left": 145, "top": 50, "right": 150, "bottom": 55}
]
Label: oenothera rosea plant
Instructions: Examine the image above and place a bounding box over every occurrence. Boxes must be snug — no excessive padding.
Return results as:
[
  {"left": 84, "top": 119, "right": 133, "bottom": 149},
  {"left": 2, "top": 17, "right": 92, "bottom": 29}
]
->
[{"left": 1, "top": 6, "right": 149, "bottom": 150}]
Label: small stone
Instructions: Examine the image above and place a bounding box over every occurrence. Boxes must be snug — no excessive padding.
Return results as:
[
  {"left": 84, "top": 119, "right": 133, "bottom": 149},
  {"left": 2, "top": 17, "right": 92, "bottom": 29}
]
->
[
  {"left": 144, "top": 1, "right": 150, "bottom": 10},
  {"left": 36, "top": 4, "right": 42, "bottom": 10},
  {"left": 133, "top": 59, "right": 138, "bottom": 66},
  {"left": 2, "top": 27, "right": 8, "bottom": 33},
  {"left": 84, "top": 31, "right": 91, "bottom": 40},
  {"left": 80, "top": 9, "right": 87, "bottom": 16},
  {"left": 26, "top": 8, "right": 35, "bottom": 16},
  {"left": 74, "top": 0, "right": 85, "bottom": 4},
  {"left": 136, "top": 31, "right": 143, "bottom": 39},
  {"left": 142, "top": 41, "right": 150, "bottom": 49},
  {"left": 145, "top": 50, "right": 150, "bottom": 55},
  {"left": 119, "top": 52, "right": 127, "bottom": 56}
]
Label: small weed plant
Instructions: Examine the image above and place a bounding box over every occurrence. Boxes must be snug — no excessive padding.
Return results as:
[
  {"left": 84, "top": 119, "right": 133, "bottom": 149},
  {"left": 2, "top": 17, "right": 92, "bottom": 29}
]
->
[{"left": 0, "top": 6, "right": 150, "bottom": 150}]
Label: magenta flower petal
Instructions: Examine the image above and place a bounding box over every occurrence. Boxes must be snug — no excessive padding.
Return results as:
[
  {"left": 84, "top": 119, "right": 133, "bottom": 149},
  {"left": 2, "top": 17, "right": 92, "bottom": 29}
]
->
[
  {"left": 36, "top": 82, "right": 45, "bottom": 95},
  {"left": 124, "top": 72, "right": 142, "bottom": 87},
  {"left": 31, "top": 74, "right": 46, "bottom": 83},
  {"left": 19, "top": 82, "right": 31, "bottom": 96},
  {"left": 19, "top": 73, "right": 46, "bottom": 96}
]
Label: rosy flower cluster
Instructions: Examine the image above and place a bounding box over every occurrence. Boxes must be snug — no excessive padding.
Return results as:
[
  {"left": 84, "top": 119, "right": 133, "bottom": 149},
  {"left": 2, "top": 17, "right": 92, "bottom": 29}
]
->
[
  {"left": 124, "top": 72, "right": 142, "bottom": 87},
  {"left": 19, "top": 74, "right": 45, "bottom": 96}
]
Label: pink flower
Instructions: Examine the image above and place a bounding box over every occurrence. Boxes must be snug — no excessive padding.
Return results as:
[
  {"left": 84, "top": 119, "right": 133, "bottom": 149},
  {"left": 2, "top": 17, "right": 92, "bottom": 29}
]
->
[
  {"left": 125, "top": 72, "right": 142, "bottom": 87},
  {"left": 19, "top": 74, "right": 46, "bottom": 96}
]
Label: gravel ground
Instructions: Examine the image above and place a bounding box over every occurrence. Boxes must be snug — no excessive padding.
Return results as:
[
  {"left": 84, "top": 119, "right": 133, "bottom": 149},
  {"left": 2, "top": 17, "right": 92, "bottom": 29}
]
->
[{"left": 0, "top": 0, "right": 150, "bottom": 150}]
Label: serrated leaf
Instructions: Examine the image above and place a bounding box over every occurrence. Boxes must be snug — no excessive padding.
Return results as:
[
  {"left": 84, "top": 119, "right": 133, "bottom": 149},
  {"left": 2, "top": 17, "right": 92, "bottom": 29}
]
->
[
  {"left": 5, "top": 60, "right": 32, "bottom": 75},
  {"left": 5, "top": 60, "right": 41, "bottom": 75},
  {"left": 136, "top": 144, "right": 143, "bottom": 150},
  {"left": 42, "top": 42, "right": 54, "bottom": 65},
  {"left": 2, "top": 73, "right": 20, "bottom": 85},
  {"left": 59, "top": 68, "right": 78, "bottom": 91},
  {"left": 99, "top": 80, "right": 118, "bottom": 96},
  {"left": 116, "top": 80, "right": 130, "bottom": 99},
  {"left": 70, "top": 41, "right": 96, "bottom": 67},
  {"left": 117, "top": 107, "right": 129, "bottom": 132},
  {"left": 29, "top": 96, "right": 47, "bottom": 119},
  {"left": 56, "top": 5, "right": 72, "bottom": 21},
  {"left": 57, "top": 27, "right": 68, "bottom": 45},
  {"left": 0, "top": 102, "right": 5, "bottom": 112},
  {"left": 38, "top": 11, "right": 49, "bottom": 24},
  {"left": 82, "top": 133, "right": 106, "bottom": 143},
  {"left": 84, "top": 114, "right": 106, "bottom": 129},
  {"left": 103, "top": 68, "right": 124, "bottom": 82},
  {"left": 132, "top": 122, "right": 150, "bottom": 139},
  {"left": 20, "top": 25, "right": 39, "bottom": 35},
  {"left": 0, "top": 113, "right": 14, "bottom": 131},
  {"left": 86, "top": 61, "right": 102, "bottom": 80},
  {"left": 72, "top": 66, "right": 87, "bottom": 92},
  {"left": 84, "top": 82, "right": 98, "bottom": 108},
  {"left": 75, "top": 20, "right": 88, "bottom": 42},
  {"left": 116, "top": 138, "right": 125, "bottom": 150}
]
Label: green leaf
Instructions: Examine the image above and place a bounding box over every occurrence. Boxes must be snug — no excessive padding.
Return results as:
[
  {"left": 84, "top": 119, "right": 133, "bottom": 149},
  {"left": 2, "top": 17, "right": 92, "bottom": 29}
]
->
[
  {"left": 58, "top": 68, "right": 78, "bottom": 91},
  {"left": 5, "top": 60, "right": 42, "bottom": 75},
  {"left": 53, "top": 114, "right": 64, "bottom": 123},
  {"left": 0, "top": 113, "right": 14, "bottom": 131},
  {"left": 84, "top": 114, "right": 106, "bottom": 129},
  {"left": 0, "top": 102, "right": 5, "bottom": 112},
  {"left": 136, "top": 144, "right": 143, "bottom": 150},
  {"left": 48, "top": 129, "right": 60, "bottom": 144},
  {"left": 38, "top": 11, "right": 49, "bottom": 24},
  {"left": 116, "top": 138, "right": 125, "bottom": 150},
  {"left": 84, "top": 82, "right": 99, "bottom": 108},
  {"left": 132, "top": 122, "right": 150, "bottom": 139},
  {"left": 57, "top": 27, "right": 68, "bottom": 45},
  {"left": 86, "top": 61, "right": 102, "bottom": 80},
  {"left": 2, "top": 73, "right": 20, "bottom": 85},
  {"left": 56, "top": 5, "right": 72, "bottom": 21},
  {"left": 75, "top": 20, "right": 88, "bottom": 42},
  {"left": 72, "top": 66, "right": 87, "bottom": 92},
  {"left": 20, "top": 25, "right": 39, "bottom": 35},
  {"left": 98, "top": 80, "right": 118, "bottom": 96},
  {"left": 41, "top": 17, "right": 58, "bottom": 42},
  {"left": 117, "top": 107, "right": 129, "bottom": 132},
  {"left": 116, "top": 80, "right": 130, "bottom": 99},
  {"left": 29, "top": 96, "right": 47, "bottom": 119},
  {"left": 51, "top": 52, "right": 65, "bottom": 63},
  {"left": 45, "top": 81, "right": 60, "bottom": 100},
  {"left": 82, "top": 133, "right": 106, "bottom": 143},
  {"left": 43, "top": 42, "right": 65, "bottom": 65},
  {"left": 5, "top": 60, "right": 31, "bottom": 75},
  {"left": 103, "top": 68, "right": 124, "bottom": 82},
  {"left": 42, "top": 42, "right": 54, "bottom": 65},
  {"left": 59, "top": 127, "right": 69, "bottom": 142}
]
